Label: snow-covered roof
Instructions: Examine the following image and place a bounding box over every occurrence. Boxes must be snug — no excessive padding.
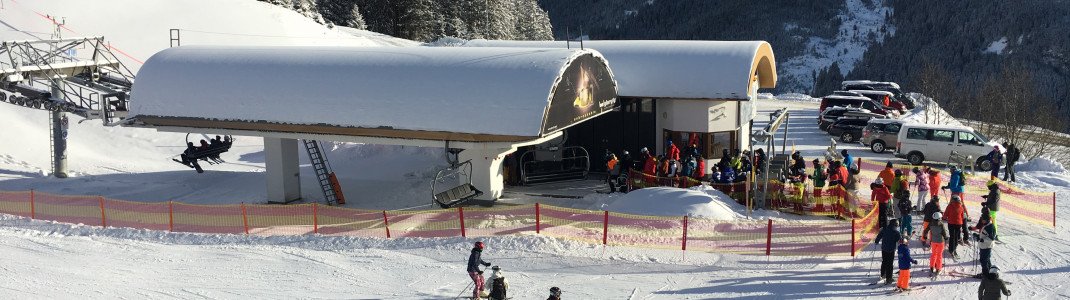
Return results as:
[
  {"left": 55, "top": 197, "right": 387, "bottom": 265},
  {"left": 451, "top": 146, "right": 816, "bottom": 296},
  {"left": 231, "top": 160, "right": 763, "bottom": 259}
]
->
[
  {"left": 841, "top": 80, "right": 901, "bottom": 89},
  {"left": 462, "top": 40, "right": 776, "bottom": 100},
  {"left": 129, "top": 46, "right": 617, "bottom": 142}
]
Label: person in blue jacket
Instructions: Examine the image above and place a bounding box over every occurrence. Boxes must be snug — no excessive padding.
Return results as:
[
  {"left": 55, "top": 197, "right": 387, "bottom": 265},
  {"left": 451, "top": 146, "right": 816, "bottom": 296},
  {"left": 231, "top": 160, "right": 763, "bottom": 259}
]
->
[
  {"left": 943, "top": 165, "right": 966, "bottom": 199},
  {"left": 896, "top": 236, "right": 919, "bottom": 290},
  {"left": 467, "top": 241, "right": 492, "bottom": 299},
  {"left": 874, "top": 219, "right": 901, "bottom": 284},
  {"left": 841, "top": 149, "right": 855, "bottom": 172}
]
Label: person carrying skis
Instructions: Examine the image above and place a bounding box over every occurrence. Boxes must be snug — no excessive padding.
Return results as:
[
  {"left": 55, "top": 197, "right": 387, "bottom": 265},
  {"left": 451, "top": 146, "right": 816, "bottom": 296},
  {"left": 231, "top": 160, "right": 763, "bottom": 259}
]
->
[
  {"left": 978, "top": 266, "right": 1012, "bottom": 300},
  {"left": 943, "top": 195, "right": 966, "bottom": 259},
  {"left": 879, "top": 162, "right": 896, "bottom": 192},
  {"left": 927, "top": 212, "right": 949, "bottom": 276},
  {"left": 987, "top": 145, "right": 1003, "bottom": 181},
  {"left": 896, "top": 235, "right": 919, "bottom": 291},
  {"left": 812, "top": 159, "right": 827, "bottom": 197},
  {"left": 897, "top": 190, "right": 914, "bottom": 237},
  {"left": 487, "top": 266, "right": 510, "bottom": 300},
  {"left": 871, "top": 178, "right": 892, "bottom": 229},
  {"left": 981, "top": 180, "right": 1002, "bottom": 238},
  {"left": 467, "top": 241, "right": 492, "bottom": 299},
  {"left": 920, "top": 195, "right": 942, "bottom": 247},
  {"left": 912, "top": 167, "right": 929, "bottom": 213},
  {"left": 874, "top": 219, "right": 901, "bottom": 285},
  {"left": 548, "top": 286, "right": 563, "bottom": 300}
]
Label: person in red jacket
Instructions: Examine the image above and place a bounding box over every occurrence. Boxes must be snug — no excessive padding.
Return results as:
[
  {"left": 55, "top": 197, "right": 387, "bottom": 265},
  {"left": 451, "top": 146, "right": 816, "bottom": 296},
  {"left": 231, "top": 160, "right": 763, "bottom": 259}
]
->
[
  {"left": 666, "top": 140, "right": 681, "bottom": 162},
  {"left": 694, "top": 157, "right": 706, "bottom": 181},
  {"left": 943, "top": 195, "right": 966, "bottom": 259},
  {"left": 643, "top": 154, "right": 658, "bottom": 186},
  {"left": 927, "top": 167, "right": 942, "bottom": 198},
  {"left": 871, "top": 178, "right": 892, "bottom": 229}
]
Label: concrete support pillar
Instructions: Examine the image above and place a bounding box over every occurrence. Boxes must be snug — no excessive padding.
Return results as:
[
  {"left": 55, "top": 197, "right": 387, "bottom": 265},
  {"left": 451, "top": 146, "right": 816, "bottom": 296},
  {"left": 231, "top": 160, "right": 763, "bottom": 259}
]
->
[
  {"left": 458, "top": 145, "right": 515, "bottom": 200},
  {"left": 265, "top": 137, "right": 301, "bottom": 203},
  {"left": 50, "top": 76, "right": 68, "bottom": 178}
]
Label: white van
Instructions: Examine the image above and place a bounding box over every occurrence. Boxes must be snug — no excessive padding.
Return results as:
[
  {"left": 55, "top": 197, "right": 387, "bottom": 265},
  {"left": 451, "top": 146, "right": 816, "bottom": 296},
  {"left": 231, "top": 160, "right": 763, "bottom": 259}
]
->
[{"left": 894, "top": 124, "right": 1001, "bottom": 170}]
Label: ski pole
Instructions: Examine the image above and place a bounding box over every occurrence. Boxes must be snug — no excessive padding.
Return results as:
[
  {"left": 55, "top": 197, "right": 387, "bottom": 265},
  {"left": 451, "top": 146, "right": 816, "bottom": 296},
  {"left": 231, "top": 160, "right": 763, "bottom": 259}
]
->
[{"left": 456, "top": 281, "right": 473, "bottom": 299}]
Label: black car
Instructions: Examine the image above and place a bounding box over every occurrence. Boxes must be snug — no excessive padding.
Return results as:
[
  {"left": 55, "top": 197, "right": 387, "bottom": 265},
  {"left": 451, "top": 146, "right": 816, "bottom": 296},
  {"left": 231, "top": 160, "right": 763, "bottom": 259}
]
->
[{"left": 827, "top": 118, "right": 870, "bottom": 143}]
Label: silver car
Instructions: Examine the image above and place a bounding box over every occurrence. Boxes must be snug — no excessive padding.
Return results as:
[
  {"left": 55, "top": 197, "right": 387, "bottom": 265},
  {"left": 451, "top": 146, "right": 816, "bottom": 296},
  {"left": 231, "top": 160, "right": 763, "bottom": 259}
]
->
[{"left": 861, "top": 119, "right": 904, "bottom": 153}]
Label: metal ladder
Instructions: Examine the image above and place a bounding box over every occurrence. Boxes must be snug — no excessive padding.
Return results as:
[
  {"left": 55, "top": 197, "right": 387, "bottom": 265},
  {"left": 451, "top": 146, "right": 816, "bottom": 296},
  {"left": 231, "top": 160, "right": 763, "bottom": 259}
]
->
[{"left": 302, "top": 140, "right": 346, "bottom": 205}]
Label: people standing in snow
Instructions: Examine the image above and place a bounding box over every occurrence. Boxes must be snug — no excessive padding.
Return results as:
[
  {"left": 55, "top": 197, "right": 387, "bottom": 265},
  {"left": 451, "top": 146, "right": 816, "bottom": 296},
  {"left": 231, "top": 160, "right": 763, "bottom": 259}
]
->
[
  {"left": 841, "top": 149, "right": 855, "bottom": 172},
  {"left": 978, "top": 266, "right": 1012, "bottom": 300},
  {"left": 896, "top": 236, "right": 919, "bottom": 291},
  {"left": 897, "top": 191, "right": 914, "bottom": 237},
  {"left": 874, "top": 219, "right": 901, "bottom": 285},
  {"left": 1003, "top": 144, "right": 1020, "bottom": 182},
  {"left": 666, "top": 140, "right": 681, "bottom": 162},
  {"left": 739, "top": 151, "right": 753, "bottom": 177},
  {"left": 694, "top": 156, "right": 707, "bottom": 181},
  {"left": 891, "top": 169, "right": 909, "bottom": 219},
  {"left": 927, "top": 212, "right": 949, "bottom": 276},
  {"left": 920, "top": 195, "right": 942, "bottom": 248},
  {"left": 879, "top": 162, "right": 896, "bottom": 192},
  {"left": 973, "top": 215, "right": 998, "bottom": 276},
  {"left": 871, "top": 178, "right": 892, "bottom": 229},
  {"left": 548, "top": 286, "right": 563, "bottom": 300},
  {"left": 812, "top": 159, "right": 827, "bottom": 197},
  {"left": 943, "top": 195, "right": 966, "bottom": 259},
  {"left": 754, "top": 148, "right": 767, "bottom": 176},
  {"left": 926, "top": 167, "right": 941, "bottom": 199},
  {"left": 467, "top": 241, "right": 492, "bottom": 299},
  {"left": 981, "top": 180, "right": 1002, "bottom": 238},
  {"left": 487, "top": 266, "right": 509, "bottom": 300},
  {"left": 606, "top": 154, "right": 619, "bottom": 192},
  {"left": 944, "top": 165, "right": 966, "bottom": 200},
  {"left": 987, "top": 145, "right": 1003, "bottom": 180}
]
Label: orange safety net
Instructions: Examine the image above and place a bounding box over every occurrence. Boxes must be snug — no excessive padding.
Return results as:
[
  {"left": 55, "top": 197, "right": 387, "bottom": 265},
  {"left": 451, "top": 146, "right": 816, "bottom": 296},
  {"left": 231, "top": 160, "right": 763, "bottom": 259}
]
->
[
  {"left": 245, "top": 204, "right": 317, "bottom": 236},
  {"left": 104, "top": 199, "right": 169, "bottom": 231},
  {"left": 606, "top": 212, "right": 683, "bottom": 250},
  {"left": 539, "top": 206, "right": 605, "bottom": 245},
  {"left": 463, "top": 205, "right": 536, "bottom": 238},
  {"left": 0, "top": 190, "right": 31, "bottom": 218}
]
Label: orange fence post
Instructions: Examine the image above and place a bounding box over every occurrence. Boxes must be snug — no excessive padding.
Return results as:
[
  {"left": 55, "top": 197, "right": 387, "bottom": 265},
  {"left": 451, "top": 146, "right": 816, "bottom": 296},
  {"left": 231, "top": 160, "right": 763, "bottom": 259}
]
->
[
  {"left": 765, "top": 219, "right": 772, "bottom": 256},
  {"left": 851, "top": 218, "right": 857, "bottom": 256},
  {"left": 168, "top": 200, "right": 174, "bottom": 232},
  {"left": 681, "top": 215, "right": 688, "bottom": 251},
  {"left": 98, "top": 196, "right": 107, "bottom": 227},
  {"left": 602, "top": 210, "right": 609, "bottom": 245},
  {"left": 382, "top": 210, "right": 391, "bottom": 238},
  {"left": 458, "top": 206, "right": 466, "bottom": 237},
  {"left": 535, "top": 203, "right": 541, "bottom": 234},
  {"left": 29, "top": 189, "right": 35, "bottom": 219},
  {"left": 313, "top": 203, "right": 319, "bottom": 234},
  {"left": 241, "top": 203, "right": 249, "bottom": 235}
]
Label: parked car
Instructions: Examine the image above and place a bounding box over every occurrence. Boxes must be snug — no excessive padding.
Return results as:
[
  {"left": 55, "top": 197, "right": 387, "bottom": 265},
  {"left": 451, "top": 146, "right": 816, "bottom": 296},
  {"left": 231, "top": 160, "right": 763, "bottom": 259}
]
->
[
  {"left": 819, "top": 95, "right": 899, "bottom": 117},
  {"left": 850, "top": 90, "right": 906, "bottom": 113},
  {"left": 894, "top": 123, "right": 1001, "bottom": 170},
  {"left": 861, "top": 119, "right": 904, "bottom": 153},
  {"left": 831, "top": 90, "right": 864, "bottom": 97},
  {"left": 828, "top": 117, "right": 871, "bottom": 143},
  {"left": 820, "top": 106, "right": 867, "bottom": 131},
  {"left": 842, "top": 80, "right": 916, "bottom": 109}
]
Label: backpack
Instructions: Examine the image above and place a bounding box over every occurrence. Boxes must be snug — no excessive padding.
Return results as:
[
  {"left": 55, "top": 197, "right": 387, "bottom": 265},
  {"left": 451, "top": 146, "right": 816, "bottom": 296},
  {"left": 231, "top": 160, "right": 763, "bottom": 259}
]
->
[{"left": 489, "top": 277, "right": 507, "bottom": 300}]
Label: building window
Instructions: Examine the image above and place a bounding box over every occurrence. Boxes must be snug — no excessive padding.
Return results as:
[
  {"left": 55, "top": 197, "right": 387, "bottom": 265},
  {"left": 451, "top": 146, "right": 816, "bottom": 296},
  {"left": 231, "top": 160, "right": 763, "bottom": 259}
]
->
[
  {"left": 662, "top": 129, "right": 737, "bottom": 159},
  {"left": 708, "top": 131, "right": 736, "bottom": 159}
]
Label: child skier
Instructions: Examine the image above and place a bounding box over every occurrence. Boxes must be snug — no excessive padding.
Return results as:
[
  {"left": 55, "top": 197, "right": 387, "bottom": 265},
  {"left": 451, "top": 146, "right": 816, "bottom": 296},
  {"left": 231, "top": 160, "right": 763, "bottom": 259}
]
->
[
  {"left": 871, "top": 179, "right": 892, "bottom": 229},
  {"left": 812, "top": 159, "right": 827, "bottom": 197},
  {"left": 487, "top": 266, "right": 510, "bottom": 300},
  {"left": 944, "top": 195, "right": 966, "bottom": 259},
  {"left": 897, "top": 190, "right": 914, "bottom": 237},
  {"left": 467, "top": 241, "right": 492, "bottom": 299},
  {"left": 896, "top": 235, "right": 919, "bottom": 291},
  {"left": 978, "top": 266, "right": 1012, "bottom": 299},
  {"left": 927, "top": 212, "right": 949, "bottom": 277},
  {"left": 548, "top": 286, "right": 562, "bottom": 300},
  {"left": 912, "top": 167, "right": 929, "bottom": 212}
]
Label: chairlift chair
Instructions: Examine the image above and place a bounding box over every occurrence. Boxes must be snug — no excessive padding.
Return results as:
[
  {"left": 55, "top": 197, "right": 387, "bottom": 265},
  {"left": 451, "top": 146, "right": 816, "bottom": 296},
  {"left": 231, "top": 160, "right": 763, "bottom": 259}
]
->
[
  {"left": 172, "top": 133, "right": 234, "bottom": 173},
  {"left": 431, "top": 147, "right": 483, "bottom": 209}
]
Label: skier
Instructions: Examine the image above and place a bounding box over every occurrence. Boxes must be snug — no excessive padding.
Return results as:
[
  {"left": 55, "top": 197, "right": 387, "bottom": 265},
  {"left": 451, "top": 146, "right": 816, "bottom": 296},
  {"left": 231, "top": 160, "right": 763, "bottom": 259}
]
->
[
  {"left": 943, "top": 195, "right": 966, "bottom": 259},
  {"left": 978, "top": 266, "right": 1012, "bottom": 300},
  {"left": 754, "top": 148, "right": 767, "bottom": 176},
  {"left": 926, "top": 167, "right": 942, "bottom": 199},
  {"left": 912, "top": 167, "right": 929, "bottom": 213},
  {"left": 871, "top": 179, "right": 892, "bottom": 229},
  {"left": 897, "top": 190, "right": 914, "bottom": 237},
  {"left": 891, "top": 169, "right": 909, "bottom": 219},
  {"left": 694, "top": 156, "right": 707, "bottom": 181},
  {"left": 467, "top": 241, "right": 492, "bottom": 299},
  {"left": 879, "top": 162, "right": 896, "bottom": 192},
  {"left": 841, "top": 149, "right": 855, "bottom": 172},
  {"left": 987, "top": 145, "right": 1003, "bottom": 180},
  {"left": 812, "top": 159, "right": 827, "bottom": 196},
  {"left": 739, "top": 153, "right": 752, "bottom": 178},
  {"left": 874, "top": 219, "right": 901, "bottom": 285},
  {"left": 927, "top": 212, "right": 949, "bottom": 276},
  {"left": 606, "top": 154, "right": 619, "bottom": 192},
  {"left": 973, "top": 214, "right": 997, "bottom": 276},
  {"left": 896, "top": 235, "right": 919, "bottom": 291},
  {"left": 827, "top": 161, "right": 845, "bottom": 188},
  {"left": 729, "top": 149, "right": 743, "bottom": 171},
  {"left": 548, "top": 286, "right": 562, "bottom": 300},
  {"left": 720, "top": 164, "right": 736, "bottom": 184},
  {"left": 920, "top": 195, "right": 941, "bottom": 248},
  {"left": 642, "top": 154, "right": 658, "bottom": 185},
  {"left": 1003, "top": 144, "right": 1019, "bottom": 182},
  {"left": 667, "top": 140, "right": 681, "bottom": 162},
  {"left": 487, "top": 266, "right": 510, "bottom": 300},
  {"left": 620, "top": 150, "right": 633, "bottom": 174},
  {"left": 981, "top": 180, "right": 1001, "bottom": 238},
  {"left": 943, "top": 165, "right": 966, "bottom": 200}
]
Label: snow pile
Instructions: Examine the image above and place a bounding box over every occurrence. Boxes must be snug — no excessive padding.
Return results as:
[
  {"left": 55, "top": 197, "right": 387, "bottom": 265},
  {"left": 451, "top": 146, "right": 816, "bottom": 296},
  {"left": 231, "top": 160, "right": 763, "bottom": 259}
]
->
[
  {"left": 777, "top": 0, "right": 895, "bottom": 92},
  {"left": 1016, "top": 157, "right": 1068, "bottom": 174},
  {"left": 898, "top": 94, "right": 966, "bottom": 126},
  {"left": 592, "top": 187, "right": 745, "bottom": 220},
  {"left": 774, "top": 93, "right": 820, "bottom": 102}
]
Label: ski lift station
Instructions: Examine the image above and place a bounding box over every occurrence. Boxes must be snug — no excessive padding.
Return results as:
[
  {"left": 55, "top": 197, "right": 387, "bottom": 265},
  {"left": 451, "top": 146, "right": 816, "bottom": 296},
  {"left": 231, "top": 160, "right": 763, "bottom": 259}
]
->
[{"left": 115, "top": 40, "right": 776, "bottom": 207}]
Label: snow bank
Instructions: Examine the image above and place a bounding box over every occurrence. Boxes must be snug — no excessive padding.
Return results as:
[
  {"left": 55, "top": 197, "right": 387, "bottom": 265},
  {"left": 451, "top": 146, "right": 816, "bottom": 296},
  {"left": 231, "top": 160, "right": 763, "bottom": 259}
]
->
[
  {"left": 592, "top": 187, "right": 745, "bottom": 220},
  {"left": 1016, "top": 157, "right": 1068, "bottom": 173},
  {"left": 774, "top": 93, "right": 820, "bottom": 102}
]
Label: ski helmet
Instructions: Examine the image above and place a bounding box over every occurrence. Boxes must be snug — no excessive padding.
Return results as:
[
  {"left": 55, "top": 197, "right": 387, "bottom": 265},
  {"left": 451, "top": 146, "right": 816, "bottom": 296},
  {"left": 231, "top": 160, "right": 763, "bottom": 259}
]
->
[
  {"left": 491, "top": 265, "right": 500, "bottom": 271},
  {"left": 894, "top": 169, "right": 903, "bottom": 176},
  {"left": 874, "top": 178, "right": 884, "bottom": 186},
  {"left": 932, "top": 212, "right": 943, "bottom": 220},
  {"left": 474, "top": 241, "right": 484, "bottom": 250},
  {"left": 550, "top": 287, "right": 562, "bottom": 296}
]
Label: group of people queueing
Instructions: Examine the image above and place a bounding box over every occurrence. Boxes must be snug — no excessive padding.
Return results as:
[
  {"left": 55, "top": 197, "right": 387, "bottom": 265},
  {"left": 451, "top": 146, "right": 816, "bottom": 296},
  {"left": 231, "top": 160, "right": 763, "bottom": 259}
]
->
[
  {"left": 603, "top": 140, "right": 758, "bottom": 192},
  {"left": 872, "top": 163, "right": 1010, "bottom": 298},
  {"left": 781, "top": 149, "right": 859, "bottom": 204}
]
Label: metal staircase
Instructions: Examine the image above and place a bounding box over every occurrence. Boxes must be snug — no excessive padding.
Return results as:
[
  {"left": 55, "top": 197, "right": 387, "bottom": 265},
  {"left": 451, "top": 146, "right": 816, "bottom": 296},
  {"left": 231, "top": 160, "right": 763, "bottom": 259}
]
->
[
  {"left": 303, "top": 140, "right": 346, "bottom": 205},
  {"left": 0, "top": 37, "right": 135, "bottom": 125}
]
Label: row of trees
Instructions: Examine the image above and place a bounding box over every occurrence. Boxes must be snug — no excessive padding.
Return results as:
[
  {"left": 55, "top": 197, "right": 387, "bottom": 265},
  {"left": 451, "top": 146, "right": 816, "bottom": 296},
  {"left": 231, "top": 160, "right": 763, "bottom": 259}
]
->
[{"left": 307, "top": 0, "right": 553, "bottom": 42}]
